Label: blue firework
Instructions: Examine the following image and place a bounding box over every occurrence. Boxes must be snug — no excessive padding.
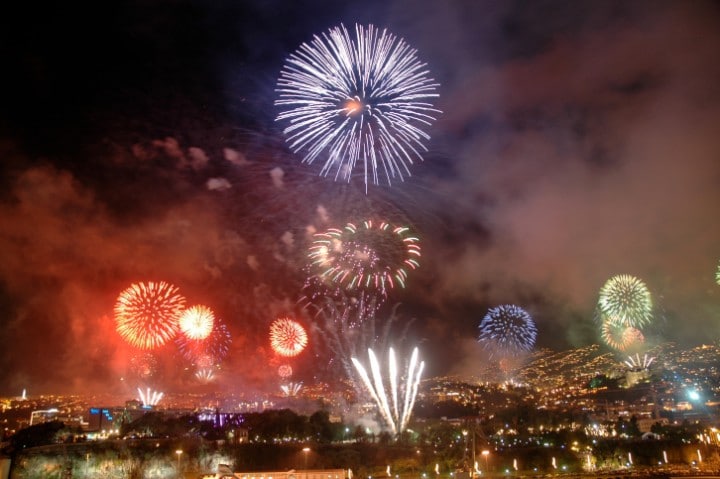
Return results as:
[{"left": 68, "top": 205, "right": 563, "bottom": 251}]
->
[{"left": 478, "top": 305, "right": 537, "bottom": 354}]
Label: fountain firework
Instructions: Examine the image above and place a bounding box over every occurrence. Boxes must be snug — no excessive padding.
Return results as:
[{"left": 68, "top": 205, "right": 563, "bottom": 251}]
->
[{"left": 351, "top": 347, "right": 424, "bottom": 435}]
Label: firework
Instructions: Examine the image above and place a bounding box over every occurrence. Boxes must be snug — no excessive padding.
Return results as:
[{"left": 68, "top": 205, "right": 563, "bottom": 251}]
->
[
  {"left": 128, "top": 352, "right": 159, "bottom": 379},
  {"left": 280, "top": 382, "right": 303, "bottom": 397},
  {"left": 275, "top": 23, "right": 441, "bottom": 188},
  {"left": 716, "top": 261, "right": 720, "bottom": 285},
  {"left": 622, "top": 326, "right": 645, "bottom": 347},
  {"left": 270, "top": 318, "right": 308, "bottom": 357},
  {"left": 351, "top": 347, "right": 424, "bottom": 435},
  {"left": 178, "top": 305, "right": 215, "bottom": 340},
  {"left": 478, "top": 305, "right": 537, "bottom": 355},
  {"left": 597, "top": 275, "right": 653, "bottom": 328},
  {"left": 308, "top": 220, "right": 420, "bottom": 297},
  {"left": 195, "top": 368, "right": 215, "bottom": 382},
  {"left": 600, "top": 320, "right": 644, "bottom": 351},
  {"left": 312, "top": 297, "right": 414, "bottom": 381},
  {"left": 278, "top": 364, "right": 293, "bottom": 379},
  {"left": 114, "top": 282, "right": 186, "bottom": 350},
  {"left": 624, "top": 353, "right": 655, "bottom": 370},
  {"left": 176, "top": 318, "right": 232, "bottom": 363},
  {"left": 137, "top": 387, "right": 164, "bottom": 407}
]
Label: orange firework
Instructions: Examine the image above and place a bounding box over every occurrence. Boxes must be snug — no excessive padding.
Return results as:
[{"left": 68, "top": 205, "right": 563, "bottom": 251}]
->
[
  {"left": 278, "top": 364, "right": 293, "bottom": 378},
  {"left": 270, "top": 317, "right": 308, "bottom": 357},
  {"left": 114, "top": 281, "right": 186, "bottom": 350},
  {"left": 179, "top": 305, "right": 215, "bottom": 340}
]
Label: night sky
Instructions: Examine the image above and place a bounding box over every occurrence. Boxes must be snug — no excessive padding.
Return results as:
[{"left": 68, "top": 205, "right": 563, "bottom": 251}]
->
[{"left": 1, "top": 0, "right": 719, "bottom": 396}]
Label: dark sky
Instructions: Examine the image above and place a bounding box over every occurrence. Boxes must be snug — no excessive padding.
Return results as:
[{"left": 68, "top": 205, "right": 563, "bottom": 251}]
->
[{"left": 1, "top": 0, "right": 719, "bottom": 396}]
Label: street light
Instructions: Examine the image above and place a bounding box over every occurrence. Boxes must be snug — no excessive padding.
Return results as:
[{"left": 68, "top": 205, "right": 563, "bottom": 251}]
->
[
  {"left": 176, "top": 449, "right": 183, "bottom": 475},
  {"left": 482, "top": 451, "right": 490, "bottom": 474},
  {"left": 303, "top": 447, "right": 311, "bottom": 469}
]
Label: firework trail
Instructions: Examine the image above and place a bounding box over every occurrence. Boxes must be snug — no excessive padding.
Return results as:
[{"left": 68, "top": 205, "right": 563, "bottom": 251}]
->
[
  {"left": 477, "top": 305, "right": 537, "bottom": 356},
  {"left": 195, "top": 368, "right": 215, "bottom": 382},
  {"left": 280, "top": 382, "right": 303, "bottom": 397},
  {"left": 624, "top": 353, "right": 655, "bottom": 370},
  {"left": 597, "top": 274, "right": 653, "bottom": 328},
  {"left": 137, "top": 387, "right": 164, "bottom": 407},
  {"left": 270, "top": 318, "right": 308, "bottom": 357},
  {"left": 311, "top": 298, "right": 414, "bottom": 381},
  {"left": 178, "top": 305, "right": 215, "bottom": 340},
  {"left": 114, "top": 281, "right": 186, "bottom": 350},
  {"left": 351, "top": 346, "right": 424, "bottom": 435},
  {"left": 276, "top": 23, "right": 441, "bottom": 188}
]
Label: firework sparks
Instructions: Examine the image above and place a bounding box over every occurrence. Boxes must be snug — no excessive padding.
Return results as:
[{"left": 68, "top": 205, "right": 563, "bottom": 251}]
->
[
  {"left": 137, "top": 387, "right": 164, "bottom": 407},
  {"left": 178, "top": 305, "right": 215, "bottom": 340},
  {"left": 280, "top": 382, "right": 303, "bottom": 397},
  {"left": 308, "top": 220, "right": 420, "bottom": 298},
  {"left": 478, "top": 305, "right": 537, "bottom": 355},
  {"left": 600, "top": 320, "right": 644, "bottom": 351},
  {"left": 176, "top": 318, "right": 232, "bottom": 363},
  {"left": 351, "top": 347, "right": 424, "bottom": 435},
  {"left": 275, "top": 23, "right": 441, "bottom": 188},
  {"left": 270, "top": 318, "right": 308, "bottom": 357},
  {"left": 128, "top": 352, "right": 158, "bottom": 379},
  {"left": 114, "top": 281, "right": 186, "bottom": 350},
  {"left": 597, "top": 275, "right": 653, "bottom": 328},
  {"left": 312, "top": 297, "right": 413, "bottom": 381},
  {"left": 624, "top": 353, "right": 655, "bottom": 370},
  {"left": 195, "top": 368, "right": 215, "bottom": 382},
  {"left": 278, "top": 364, "right": 293, "bottom": 379}
]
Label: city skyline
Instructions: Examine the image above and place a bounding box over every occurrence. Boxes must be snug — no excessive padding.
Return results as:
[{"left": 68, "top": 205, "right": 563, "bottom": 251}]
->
[{"left": 1, "top": 0, "right": 719, "bottom": 395}]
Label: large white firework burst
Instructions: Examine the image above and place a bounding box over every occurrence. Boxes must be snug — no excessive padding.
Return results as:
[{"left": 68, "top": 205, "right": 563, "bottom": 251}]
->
[
  {"left": 351, "top": 347, "right": 424, "bottom": 435},
  {"left": 276, "top": 24, "right": 441, "bottom": 188},
  {"left": 597, "top": 274, "right": 653, "bottom": 328}
]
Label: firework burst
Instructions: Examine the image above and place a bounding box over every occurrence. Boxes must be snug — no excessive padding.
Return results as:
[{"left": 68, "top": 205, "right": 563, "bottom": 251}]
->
[
  {"left": 600, "top": 320, "right": 644, "bottom": 351},
  {"left": 478, "top": 305, "right": 537, "bottom": 355},
  {"left": 114, "top": 281, "right": 186, "bottom": 350},
  {"left": 278, "top": 364, "right": 293, "bottom": 379},
  {"left": 270, "top": 318, "right": 308, "bottom": 357},
  {"left": 597, "top": 275, "right": 653, "bottom": 328},
  {"left": 308, "top": 220, "right": 420, "bottom": 298},
  {"left": 176, "top": 318, "right": 232, "bottom": 364},
  {"left": 351, "top": 347, "right": 424, "bottom": 435},
  {"left": 129, "top": 352, "right": 159, "bottom": 379},
  {"left": 178, "top": 305, "right": 215, "bottom": 340},
  {"left": 276, "top": 23, "right": 441, "bottom": 188}
]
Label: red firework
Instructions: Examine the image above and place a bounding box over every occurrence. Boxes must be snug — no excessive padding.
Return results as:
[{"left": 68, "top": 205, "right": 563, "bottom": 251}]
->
[
  {"left": 270, "top": 317, "right": 308, "bottom": 357},
  {"left": 278, "top": 364, "right": 293, "bottom": 378},
  {"left": 129, "top": 352, "right": 158, "bottom": 379},
  {"left": 114, "top": 281, "right": 186, "bottom": 350},
  {"left": 176, "top": 318, "right": 232, "bottom": 363}
]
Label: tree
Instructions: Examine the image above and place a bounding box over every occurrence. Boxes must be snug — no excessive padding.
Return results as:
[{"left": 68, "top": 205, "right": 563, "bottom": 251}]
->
[
  {"left": 309, "top": 411, "right": 335, "bottom": 443},
  {"left": 9, "top": 420, "right": 65, "bottom": 450}
]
